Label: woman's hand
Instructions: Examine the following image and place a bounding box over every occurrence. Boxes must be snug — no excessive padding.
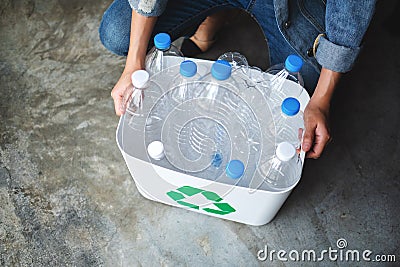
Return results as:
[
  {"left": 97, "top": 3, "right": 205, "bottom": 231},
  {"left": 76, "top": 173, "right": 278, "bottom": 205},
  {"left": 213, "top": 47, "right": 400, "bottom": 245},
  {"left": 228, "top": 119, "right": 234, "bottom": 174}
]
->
[
  {"left": 111, "top": 10, "right": 157, "bottom": 116},
  {"left": 302, "top": 99, "right": 331, "bottom": 158},
  {"left": 111, "top": 69, "right": 139, "bottom": 116},
  {"left": 301, "top": 67, "right": 340, "bottom": 158}
]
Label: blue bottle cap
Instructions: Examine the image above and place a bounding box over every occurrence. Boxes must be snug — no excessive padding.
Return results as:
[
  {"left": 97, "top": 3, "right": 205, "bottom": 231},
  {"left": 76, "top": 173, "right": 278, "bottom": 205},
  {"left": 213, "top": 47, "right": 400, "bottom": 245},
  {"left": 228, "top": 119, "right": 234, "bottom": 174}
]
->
[
  {"left": 180, "top": 60, "right": 197, "bottom": 77},
  {"left": 154, "top": 33, "right": 171, "bottom": 50},
  {"left": 285, "top": 54, "right": 303, "bottom": 72},
  {"left": 225, "top": 160, "right": 245, "bottom": 179},
  {"left": 281, "top": 97, "right": 300, "bottom": 116},
  {"left": 211, "top": 60, "right": 232, "bottom": 80}
]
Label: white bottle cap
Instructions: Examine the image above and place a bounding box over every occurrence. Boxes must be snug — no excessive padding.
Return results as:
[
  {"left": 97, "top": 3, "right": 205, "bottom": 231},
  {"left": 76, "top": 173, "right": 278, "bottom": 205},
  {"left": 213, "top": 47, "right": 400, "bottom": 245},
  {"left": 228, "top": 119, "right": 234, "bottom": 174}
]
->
[
  {"left": 131, "top": 70, "right": 150, "bottom": 89},
  {"left": 276, "top": 142, "right": 296, "bottom": 162},
  {"left": 147, "top": 141, "right": 165, "bottom": 160}
]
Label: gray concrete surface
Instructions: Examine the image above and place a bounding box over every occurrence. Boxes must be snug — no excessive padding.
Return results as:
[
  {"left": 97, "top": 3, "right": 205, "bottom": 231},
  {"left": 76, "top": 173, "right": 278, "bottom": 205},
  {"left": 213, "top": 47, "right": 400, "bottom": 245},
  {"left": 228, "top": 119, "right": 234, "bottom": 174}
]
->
[{"left": 1, "top": 0, "right": 399, "bottom": 266}]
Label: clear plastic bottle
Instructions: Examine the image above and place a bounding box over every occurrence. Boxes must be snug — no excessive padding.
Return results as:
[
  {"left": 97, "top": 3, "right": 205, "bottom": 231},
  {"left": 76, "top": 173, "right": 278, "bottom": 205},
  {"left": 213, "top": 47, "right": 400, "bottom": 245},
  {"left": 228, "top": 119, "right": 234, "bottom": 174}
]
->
[
  {"left": 272, "top": 97, "right": 304, "bottom": 149},
  {"left": 161, "top": 115, "right": 228, "bottom": 178},
  {"left": 145, "top": 33, "right": 184, "bottom": 75},
  {"left": 246, "top": 66, "right": 271, "bottom": 106},
  {"left": 261, "top": 142, "right": 302, "bottom": 191},
  {"left": 192, "top": 60, "right": 261, "bottom": 181},
  {"left": 120, "top": 70, "right": 150, "bottom": 116},
  {"left": 145, "top": 59, "right": 262, "bottom": 184},
  {"left": 218, "top": 51, "right": 249, "bottom": 74},
  {"left": 195, "top": 60, "right": 248, "bottom": 111},
  {"left": 191, "top": 60, "right": 234, "bottom": 176},
  {"left": 168, "top": 60, "right": 201, "bottom": 104},
  {"left": 147, "top": 140, "right": 165, "bottom": 160},
  {"left": 267, "top": 54, "right": 304, "bottom": 107},
  {"left": 147, "top": 140, "right": 173, "bottom": 170},
  {"left": 225, "top": 159, "right": 245, "bottom": 179},
  {"left": 121, "top": 69, "right": 165, "bottom": 139},
  {"left": 196, "top": 60, "right": 233, "bottom": 99}
]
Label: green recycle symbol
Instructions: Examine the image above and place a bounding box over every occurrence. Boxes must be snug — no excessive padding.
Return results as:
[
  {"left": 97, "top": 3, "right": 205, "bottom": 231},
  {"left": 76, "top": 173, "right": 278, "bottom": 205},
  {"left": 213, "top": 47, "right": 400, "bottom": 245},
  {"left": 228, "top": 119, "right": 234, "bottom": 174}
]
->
[{"left": 166, "top": 186, "right": 236, "bottom": 215}]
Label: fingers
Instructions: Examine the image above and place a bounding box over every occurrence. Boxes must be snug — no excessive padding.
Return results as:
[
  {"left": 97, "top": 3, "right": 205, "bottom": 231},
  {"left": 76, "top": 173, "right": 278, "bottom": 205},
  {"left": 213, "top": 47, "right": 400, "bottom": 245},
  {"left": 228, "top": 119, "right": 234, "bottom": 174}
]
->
[
  {"left": 302, "top": 123, "right": 316, "bottom": 153},
  {"left": 111, "top": 73, "right": 133, "bottom": 116},
  {"left": 305, "top": 126, "right": 331, "bottom": 159},
  {"left": 111, "top": 89, "right": 124, "bottom": 116},
  {"left": 302, "top": 99, "right": 332, "bottom": 159}
]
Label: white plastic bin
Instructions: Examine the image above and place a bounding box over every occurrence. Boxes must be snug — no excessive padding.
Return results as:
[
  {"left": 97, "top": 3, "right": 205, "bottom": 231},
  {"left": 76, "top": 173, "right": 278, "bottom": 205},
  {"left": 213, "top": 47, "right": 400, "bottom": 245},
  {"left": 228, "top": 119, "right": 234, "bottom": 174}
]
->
[{"left": 116, "top": 57, "right": 309, "bottom": 226}]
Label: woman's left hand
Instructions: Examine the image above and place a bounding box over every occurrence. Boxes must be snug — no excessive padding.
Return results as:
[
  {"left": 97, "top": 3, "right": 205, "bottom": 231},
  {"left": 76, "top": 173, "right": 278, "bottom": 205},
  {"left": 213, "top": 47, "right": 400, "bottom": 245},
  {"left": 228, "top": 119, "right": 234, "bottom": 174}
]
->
[{"left": 301, "top": 99, "right": 332, "bottom": 159}]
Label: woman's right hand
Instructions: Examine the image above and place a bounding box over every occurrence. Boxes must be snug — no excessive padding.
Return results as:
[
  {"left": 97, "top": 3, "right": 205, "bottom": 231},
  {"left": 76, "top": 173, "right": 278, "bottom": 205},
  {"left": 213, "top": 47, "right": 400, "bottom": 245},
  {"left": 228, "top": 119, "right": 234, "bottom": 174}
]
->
[
  {"left": 111, "top": 10, "right": 157, "bottom": 116},
  {"left": 111, "top": 70, "right": 138, "bottom": 116}
]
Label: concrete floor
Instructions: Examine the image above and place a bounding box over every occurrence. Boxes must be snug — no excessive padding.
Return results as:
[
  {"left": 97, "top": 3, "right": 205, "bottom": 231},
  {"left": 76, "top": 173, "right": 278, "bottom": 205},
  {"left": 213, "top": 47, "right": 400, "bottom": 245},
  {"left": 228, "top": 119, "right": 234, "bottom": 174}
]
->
[{"left": 1, "top": 0, "right": 399, "bottom": 266}]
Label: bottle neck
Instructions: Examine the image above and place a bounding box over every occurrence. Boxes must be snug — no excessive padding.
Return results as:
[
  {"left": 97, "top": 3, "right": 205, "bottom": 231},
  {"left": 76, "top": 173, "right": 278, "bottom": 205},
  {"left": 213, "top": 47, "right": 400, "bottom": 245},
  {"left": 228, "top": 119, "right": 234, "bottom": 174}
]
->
[
  {"left": 276, "top": 155, "right": 293, "bottom": 162},
  {"left": 282, "top": 112, "right": 298, "bottom": 117},
  {"left": 156, "top": 46, "right": 170, "bottom": 52},
  {"left": 284, "top": 67, "right": 299, "bottom": 74},
  {"left": 212, "top": 76, "right": 230, "bottom": 82},
  {"left": 182, "top": 76, "right": 194, "bottom": 81}
]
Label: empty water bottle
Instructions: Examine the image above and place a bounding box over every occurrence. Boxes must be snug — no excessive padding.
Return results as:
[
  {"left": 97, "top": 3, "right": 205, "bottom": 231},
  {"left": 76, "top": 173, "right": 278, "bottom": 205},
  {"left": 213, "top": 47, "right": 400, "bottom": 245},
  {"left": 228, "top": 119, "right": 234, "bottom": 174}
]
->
[
  {"left": 218, "top": 52, "right": 249, "bottom": 74},
  {"left": 141, "top": 58, "right": 267, "bottom": 186},
  {"left": 260, "top": 142, "right": 302, "bottom": 191},
  {"left": 267, "top": 54, "right": 304, "bottom": 107},
  {"left": 245, "top": 66, "right": 271, "bottom": 107},
  {"left": 120, "top": 70, "right": 150, "bottom": 116},
  {"left": 225, "top": 159, "right": 245, "bottom": 179},
  {"left": 121, "top": 69, "right": 165, "bottom": 137},
  {"left": 168, "top": 60, "right": 201, "bottom": 104},
  {"left": 272, "top": 97, "right": 304, "bottom": 148},
  {"left": 147, "top": 140, "right": 165, "bottom": 160},
  {"left": 145, "top": 33, "right": 184, "bottom": 75},
  {"left": 196, "top": 60, "right": 233, "bottom": 100},
  {"left": 190, "top": 60, "right": 234, "bottom": 171},
  {"left": 146, "top": 140, "right": 176, "bottom": 170},
  {"left": 160, "top": 114, "right": 229, "bottom": 179},
  {"left": 196, "top": 60, "right": 247, "bottom": 109}
]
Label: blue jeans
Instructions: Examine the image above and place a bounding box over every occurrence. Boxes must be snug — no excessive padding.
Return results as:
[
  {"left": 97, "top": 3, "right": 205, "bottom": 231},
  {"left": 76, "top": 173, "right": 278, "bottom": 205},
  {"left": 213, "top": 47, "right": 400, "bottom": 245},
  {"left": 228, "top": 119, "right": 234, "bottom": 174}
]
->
[{"left": 99, "top": 0, "right": 320, "bottom": 91}]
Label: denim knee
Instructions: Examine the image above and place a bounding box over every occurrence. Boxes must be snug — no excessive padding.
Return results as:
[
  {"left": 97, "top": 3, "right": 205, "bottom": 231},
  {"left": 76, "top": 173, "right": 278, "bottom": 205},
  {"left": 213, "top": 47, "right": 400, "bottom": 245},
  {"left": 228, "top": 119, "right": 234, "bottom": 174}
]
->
[
  {"left": 99, "top": 19, "right": 129, "bottom": 56},
  {"left": 98, "top": 0, "right": 131, "bottom": 56}
]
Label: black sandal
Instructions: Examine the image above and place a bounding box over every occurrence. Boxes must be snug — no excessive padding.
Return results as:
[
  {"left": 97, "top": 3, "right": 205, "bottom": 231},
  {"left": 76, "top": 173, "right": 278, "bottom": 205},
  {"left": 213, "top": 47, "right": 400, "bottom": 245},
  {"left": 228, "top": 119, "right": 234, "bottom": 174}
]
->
[
  {"left": 180, "top": 36, "right": 216, "bottom": 57},
  {"left": 180, "top": 37, "right": 203, "bottom": 57}
]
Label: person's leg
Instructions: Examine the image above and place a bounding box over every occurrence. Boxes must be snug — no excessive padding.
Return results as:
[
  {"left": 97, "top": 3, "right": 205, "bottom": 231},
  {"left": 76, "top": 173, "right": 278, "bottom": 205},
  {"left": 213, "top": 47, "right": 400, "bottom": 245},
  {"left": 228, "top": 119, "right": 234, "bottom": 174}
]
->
[
  {"left": 98, "top": 0, "right": 320, "bottom": 89},
  {"left": 99, "top": 0, "right": 245, "bottom": 56},
  {"left": 151, "top": 0, "right": 245, "bottom": 47},
  {"left": 181, "top": 9, "right": 237, "bottom": 56},
  {"left": 99, "top": 0, "right": 132, "bottom": 56}
]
